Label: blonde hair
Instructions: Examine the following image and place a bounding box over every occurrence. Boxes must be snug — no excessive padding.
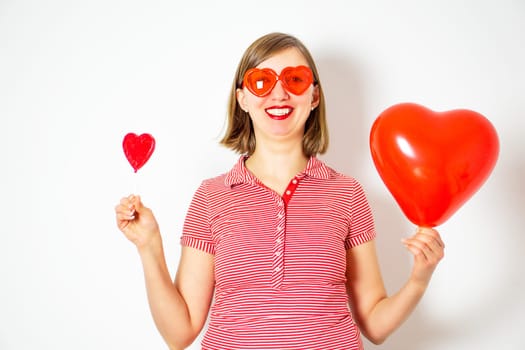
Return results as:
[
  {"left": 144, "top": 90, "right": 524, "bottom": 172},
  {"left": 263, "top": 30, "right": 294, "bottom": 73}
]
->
[{"left": 220, "top": 32, "right": 328, "bottom": 157}]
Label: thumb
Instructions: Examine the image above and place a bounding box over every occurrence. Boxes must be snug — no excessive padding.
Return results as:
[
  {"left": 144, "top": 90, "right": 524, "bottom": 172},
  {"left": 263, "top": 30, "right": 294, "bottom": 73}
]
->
[{"left": 416, "top": 226, "right": 435, "bottom": 234}]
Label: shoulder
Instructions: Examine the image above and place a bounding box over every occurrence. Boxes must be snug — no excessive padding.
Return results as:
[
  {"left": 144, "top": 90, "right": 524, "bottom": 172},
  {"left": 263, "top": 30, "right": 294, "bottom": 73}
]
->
[
  {"left": 187, "top": 173, "right": 231, "bottom": 215},
  {"left": 316, "top": 159, "right": 366, "bottom": 192},
  {"left": 197, "top": 173, "right": 229, "bottom": 194},
  {"left": 195, "top": 158, "right": 242, "bottom": 195}
]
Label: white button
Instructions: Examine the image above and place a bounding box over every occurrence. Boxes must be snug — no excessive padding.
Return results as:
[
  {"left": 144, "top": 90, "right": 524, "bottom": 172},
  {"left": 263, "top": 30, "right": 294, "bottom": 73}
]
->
[
  {"left": 274, "top": 266, "right": 282, "bottom": 272},
  {"left": 292, "top": 179, "right": 298, "bottom": 184},
  {"left": 285, "top": 190, "right": 291, "bottom": 195},
  {"left": 275, "top": 251, "right": 282, "bottom": 257},
  {"left": 276, "top": 238, "right": 282, "bottom": 244}
]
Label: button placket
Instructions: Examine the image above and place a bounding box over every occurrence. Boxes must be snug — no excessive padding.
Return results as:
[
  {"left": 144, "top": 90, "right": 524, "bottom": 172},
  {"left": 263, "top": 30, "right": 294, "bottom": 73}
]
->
[
  {"left": 281, "top": 176, "right": 299, "bottom": 206},
  {"left": 271, "top": 198, "right": 286, "bottom": 289},
  {"left": 270, "top": 176, "right": 302, "bottom": 290}
]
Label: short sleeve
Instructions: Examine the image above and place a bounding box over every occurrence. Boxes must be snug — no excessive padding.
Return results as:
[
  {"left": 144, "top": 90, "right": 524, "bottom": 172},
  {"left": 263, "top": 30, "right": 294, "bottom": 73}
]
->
[
  {"left": 180, "top": 181, "right": 216, "bottom": 254},
  {"left": 345, "top": 181, "right": 376, "bottom": 249}
]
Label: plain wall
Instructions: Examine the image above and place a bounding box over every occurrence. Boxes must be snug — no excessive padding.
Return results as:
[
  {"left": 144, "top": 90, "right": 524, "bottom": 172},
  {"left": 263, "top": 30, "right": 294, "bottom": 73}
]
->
[{"left": 1, "top": 0, "right": 524, "bottom": 349}]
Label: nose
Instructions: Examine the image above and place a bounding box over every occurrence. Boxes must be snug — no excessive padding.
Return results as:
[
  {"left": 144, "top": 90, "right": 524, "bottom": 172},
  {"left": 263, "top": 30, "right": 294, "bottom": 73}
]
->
[{"left": 271, "top": 79, "right": 289, "bottom": 99}]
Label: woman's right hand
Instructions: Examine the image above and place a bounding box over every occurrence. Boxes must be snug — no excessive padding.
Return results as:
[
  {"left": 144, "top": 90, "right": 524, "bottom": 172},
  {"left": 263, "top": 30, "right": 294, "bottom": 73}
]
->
[{"left": 115, "top": 194, "right": 161, "bottom": 250}]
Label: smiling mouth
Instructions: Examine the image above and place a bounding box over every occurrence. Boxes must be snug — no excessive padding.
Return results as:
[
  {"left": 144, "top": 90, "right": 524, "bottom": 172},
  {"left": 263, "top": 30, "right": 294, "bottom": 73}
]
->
[{"left": 266, "top": 107, "right": 293, "bottom": 120}]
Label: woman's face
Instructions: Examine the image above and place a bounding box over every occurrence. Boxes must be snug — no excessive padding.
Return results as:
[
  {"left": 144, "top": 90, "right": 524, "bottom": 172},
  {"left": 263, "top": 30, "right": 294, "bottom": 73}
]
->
[{"left": 236, "top": 47, "right": 319, "bottom": 146}]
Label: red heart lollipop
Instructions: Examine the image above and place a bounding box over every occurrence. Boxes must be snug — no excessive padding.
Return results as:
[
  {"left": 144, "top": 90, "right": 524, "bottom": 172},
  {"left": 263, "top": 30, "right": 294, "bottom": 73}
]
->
[
  {"left": 122, "top": 133, "right": 156, "bottom": 173},
  {"left": 370, "top": 103, "right": 499, "bottom": 227}
]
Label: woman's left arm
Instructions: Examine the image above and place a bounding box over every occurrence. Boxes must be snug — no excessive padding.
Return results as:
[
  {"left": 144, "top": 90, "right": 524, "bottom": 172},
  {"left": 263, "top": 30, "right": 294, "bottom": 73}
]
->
[{"left": 346, "top": 227, "right": 444, "bottom": 345}]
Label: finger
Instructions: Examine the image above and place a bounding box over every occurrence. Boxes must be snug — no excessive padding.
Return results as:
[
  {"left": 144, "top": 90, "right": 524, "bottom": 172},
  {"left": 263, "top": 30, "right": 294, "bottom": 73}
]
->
[
  {"left": 416, "top": 226, "right": 437, "bottom": 235},
  {"left": 405, "top": 236, "right": 446, "bottom": 265},
  {"left": 120, "top": 195, "right": 133, "bottom": 206},
  {"left": 115, "top": 208, "right": 135, "bottom": 222},
  {"left": 115, "top": 199, "right": 134, "bottom": 212},
  {"left": 413, "top": 233, "right": 444, "bottom": 251},
  {"left": 424, "top": 234, "right": 444, "bottom": 251},
  {"left": 417, "top": 227, "right": 445, "bottom": 246},
  {"left": 130, "top": 195, "right": 146, "bottom": 213},
  {"left": 403, "top": 241, "right": 425, "bottom": 258},
  {"left": 427, "top": 236, "right": 445, "bottom": 253},
  {"left": 115, "top": 202, "right": 136, "bottom": 220},
  {"left": 402, "top": 237, "right": 435, "bottom": 261}
]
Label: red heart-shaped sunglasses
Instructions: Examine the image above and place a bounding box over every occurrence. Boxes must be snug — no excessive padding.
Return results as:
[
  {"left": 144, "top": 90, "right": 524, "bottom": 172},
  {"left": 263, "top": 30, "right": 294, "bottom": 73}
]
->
[{"left": 242, "top": 65, "right": 314, "bottom": 97}]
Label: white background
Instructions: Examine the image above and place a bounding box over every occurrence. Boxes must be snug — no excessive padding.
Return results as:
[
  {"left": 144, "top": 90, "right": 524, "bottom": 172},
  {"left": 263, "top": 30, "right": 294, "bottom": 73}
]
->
[{"left": 1, "top": 0, "right": 524, "bottom": 349}]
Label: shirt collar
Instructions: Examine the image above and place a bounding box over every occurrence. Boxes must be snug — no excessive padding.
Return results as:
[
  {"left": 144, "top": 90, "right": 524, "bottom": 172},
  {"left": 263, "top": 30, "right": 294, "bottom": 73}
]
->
[{"left": 224, "top": 155, "right": 332, "bottom": 187}]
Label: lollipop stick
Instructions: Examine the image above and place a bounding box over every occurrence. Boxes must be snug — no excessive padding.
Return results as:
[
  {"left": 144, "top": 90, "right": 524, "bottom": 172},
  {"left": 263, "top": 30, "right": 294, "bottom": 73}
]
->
[{"left": 134, "top": 172, "right": 137, "bottom": 195}]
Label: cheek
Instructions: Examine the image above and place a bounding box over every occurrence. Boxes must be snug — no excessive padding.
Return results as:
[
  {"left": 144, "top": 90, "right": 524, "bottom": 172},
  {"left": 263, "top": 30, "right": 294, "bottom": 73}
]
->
[
  {"left": 296, "top": 93, "right": 315, "bottom": 109},
  {"left": 244, "top": 97, "right": 268, "bottom": 114}
]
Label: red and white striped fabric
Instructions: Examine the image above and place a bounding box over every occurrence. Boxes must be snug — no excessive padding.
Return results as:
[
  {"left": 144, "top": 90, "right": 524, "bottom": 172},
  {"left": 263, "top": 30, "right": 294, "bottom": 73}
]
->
[{"left": 181, "top": 156, "right": 376, "bottom": 349}]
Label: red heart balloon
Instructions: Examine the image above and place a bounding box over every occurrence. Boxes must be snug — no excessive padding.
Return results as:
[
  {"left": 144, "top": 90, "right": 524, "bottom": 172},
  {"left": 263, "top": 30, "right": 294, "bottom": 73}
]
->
[
  {"left": 370, "top": 103, "right": 499, "bottom": 227},
  {"left": 122, "top": 133, "right": 156, "bottom": 173}
]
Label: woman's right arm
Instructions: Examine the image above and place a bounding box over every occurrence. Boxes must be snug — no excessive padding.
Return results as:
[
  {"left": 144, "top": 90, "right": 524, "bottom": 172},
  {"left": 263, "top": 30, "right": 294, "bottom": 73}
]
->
[{"left": 115, "top": 195, "right": 215, "bottom": 350}]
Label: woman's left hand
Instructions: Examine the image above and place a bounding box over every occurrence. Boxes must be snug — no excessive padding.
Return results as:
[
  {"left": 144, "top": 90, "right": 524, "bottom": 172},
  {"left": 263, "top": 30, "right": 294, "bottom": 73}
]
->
[{"left": 402, "top": 227, "right": 445, "bottom": 287}]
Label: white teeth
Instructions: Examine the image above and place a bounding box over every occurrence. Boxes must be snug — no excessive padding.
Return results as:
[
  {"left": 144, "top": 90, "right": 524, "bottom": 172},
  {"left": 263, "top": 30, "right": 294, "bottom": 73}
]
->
[{"left": 266, "top": 108, "right": 292, "bottom": 116}]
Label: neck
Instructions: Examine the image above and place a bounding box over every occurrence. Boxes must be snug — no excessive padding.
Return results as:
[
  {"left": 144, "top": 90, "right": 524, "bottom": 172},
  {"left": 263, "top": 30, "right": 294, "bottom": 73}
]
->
[{"left": 245, "top": 140, "right": 309, "bottom": 192}]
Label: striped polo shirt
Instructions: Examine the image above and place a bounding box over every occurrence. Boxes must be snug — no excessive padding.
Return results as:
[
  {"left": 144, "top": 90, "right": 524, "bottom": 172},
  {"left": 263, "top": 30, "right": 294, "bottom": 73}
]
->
[{"left": 181, "top": 156, "right": 376, "bottom": 349}]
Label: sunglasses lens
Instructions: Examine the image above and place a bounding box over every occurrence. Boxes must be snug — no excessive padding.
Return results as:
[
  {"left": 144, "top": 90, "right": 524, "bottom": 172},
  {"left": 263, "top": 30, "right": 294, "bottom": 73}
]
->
[
  {"left": 281, "top": 66, "right": 314, "bottom": 95},
  {"left": 244, "top": 69, "right": 277, "bottom": 97}
]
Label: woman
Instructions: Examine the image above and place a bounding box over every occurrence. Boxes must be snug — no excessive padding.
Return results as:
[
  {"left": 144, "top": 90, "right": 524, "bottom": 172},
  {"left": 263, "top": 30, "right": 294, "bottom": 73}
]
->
[{"left": 115, "top": 32, "right": 444, "bottom": 350}]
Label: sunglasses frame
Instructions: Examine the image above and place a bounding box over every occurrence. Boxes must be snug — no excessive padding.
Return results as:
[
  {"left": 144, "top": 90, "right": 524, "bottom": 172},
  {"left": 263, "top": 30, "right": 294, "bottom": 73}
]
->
[{"left": 242, "top": 65, "right": 314, "bottom": 97}]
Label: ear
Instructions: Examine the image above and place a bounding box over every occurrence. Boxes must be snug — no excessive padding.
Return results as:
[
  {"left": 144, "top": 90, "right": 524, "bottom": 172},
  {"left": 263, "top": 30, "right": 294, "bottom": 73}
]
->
[
  {"left": 311, "top": 85, "right": 320, "bottom": 110},
  {"left": 236, "top": 88, "right": 248, "bottom": 112}
]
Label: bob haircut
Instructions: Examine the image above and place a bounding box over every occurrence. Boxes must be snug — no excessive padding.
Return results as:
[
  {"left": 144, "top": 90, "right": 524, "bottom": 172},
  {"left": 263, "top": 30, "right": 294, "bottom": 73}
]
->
[{"left": 220, "top": 32, "right": 329, "bottom": 157}]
